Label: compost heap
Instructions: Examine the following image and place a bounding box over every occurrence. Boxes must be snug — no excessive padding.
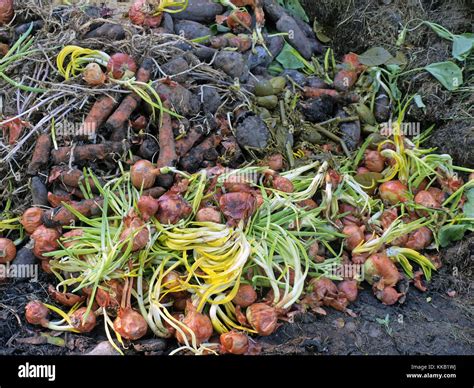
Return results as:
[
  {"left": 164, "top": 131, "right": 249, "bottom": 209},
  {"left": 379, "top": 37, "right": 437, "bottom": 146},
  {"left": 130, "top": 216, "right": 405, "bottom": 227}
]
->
[{"left": 0, "top": 0, "right": 473, "bottom": 355}]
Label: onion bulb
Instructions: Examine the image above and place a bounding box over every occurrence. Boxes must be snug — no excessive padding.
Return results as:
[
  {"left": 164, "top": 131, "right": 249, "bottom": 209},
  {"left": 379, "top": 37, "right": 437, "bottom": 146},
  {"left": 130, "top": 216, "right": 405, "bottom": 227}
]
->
[
  {"left": 156, "top": 193, "right": 192, "bottom": 225},
  {"left": 266, "top": 154, "right": 284, "bottom": 171},
  {"left": 137, "top": 195, "right": 158, "bottom": 221},
  {"left": 21, "top": 207, "right": 44, "bottom": 234},
  {"left": 343, "top": 224, "right": 365, "bottom": 251},
  {"left": 25, "top": 300, "right": 49, "bottom": 327},
  {"left": 337, "top": 279, "right": 358, "bottom": 302},
  {"left": 220, "top": 331, "right": 249, "bottom": 354},
  {"left": 131, "top": 160, "right": 158, "bottom": 189},
  {"left": 0, "top": 237, "right": 16, "bottom": 264},
  {"left": 0, "top": 0, "right": 14, "bottom": 26},
  {"left": 113, "top": 308, "right": 148, "bottom": 340},
  {"left": 272, "top": 175, "right": 294, "bottom": 193},
  {"left": 175, "top": 300, "right": 213, "bottom": 345},
  {"left": 120, "top": 216, "right": 149, "bottom": 251},
  {"left": 364, "top": 150, "right": 385, "bottom": 172},
  {"left": 83, "top": 63, "right": 106, "bottom": 86},
  {"left": 246, "top": 303, "right": 278, "bottom": 336},
  {"left": 404, "top": 226, "right": 432, "bottom": 250},
  {"left": 227, "top": 10, "right": 252, "bottom": 32},
  {"left": 31, "top": 226, "right": 60, "bottom": 260},
  {"left": 379, "top": 180, "right": 409, "bottom": 205},
  {"left": 129, "top": 0, "right": 163, "bottom": 27},
  {"left": 374, "top": 286, "right": 402, "bottom": 305},
  {"left": 232, "top": 284, "right": 257, "bottom": 308},
  {"left": 414, "top": 190, "right": 439, "bottom": 209},
  {"left": 70, "top": 307, "right": 97, "bottom": 333},
  {"left": 364, "top": 252, "right": 400, "bottom": 287},
  {"left": 107, "top": 53, "right": 137, "bottom": 80},
  {"left": 196, "top": 207, "right": 222, "bottom": 223}
]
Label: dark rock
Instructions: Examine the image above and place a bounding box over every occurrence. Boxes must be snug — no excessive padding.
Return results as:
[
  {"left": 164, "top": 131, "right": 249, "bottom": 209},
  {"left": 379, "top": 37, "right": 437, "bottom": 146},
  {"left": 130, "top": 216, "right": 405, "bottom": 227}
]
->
[
  {"left": 86, "top": 341, "right": 121, "bottom": 355},
  {"left": 12, "top": 247, "right": 37, "bottom": 267},
  {"left": 300, "top": 95, "right": 335, "bottom": 123},
  {"left": 276, "top": 14, "right": 319, "bottom": 59},
  {"left": 306, "top": 76, "right": 330, "bottom": 89},
  {"left": 172, "top": 0, "right": 224, "bottom": 23},
  {"left": 84, "top": 23, "right": 125, "bottom": 40},
  {"left": 281, "top": 69, "right": 306, "bottom": 86},
  {"left": 247, "top": 46, "right": 272, "bottom": 69},
  {"left": 154, "top": 83, "right": 201, "bottom": 117},
  {"left": 199, "top": 86, "right": 221, "bottom": 114},
  {"left": 337, "top": 110, "right": 361, "bottom": 151},
  {"left": 162, "top": 13, "right": 174, "bottom": 33},
  {"left": 138, "top": 138, "right": 159, "bottom": 160},
  {"left": 160, "top": 56, "right": 190, "bottom": 83},
  {"left": 174, "top": 20, "right": 211, "bottom": 41},
  {"left": 214, "top": 51, "right": 249, "bottom": 81},
  {"left": 374, "top": 91, "right": 391, "bottom": 123},
  {"left": 31, "top": 176, "right": 49, "bottom": 206},
  {"left": 192, "top": 46, "right": 217, "bottom": 62},
  {"left": 262, "top": 0, "right": 286, "bottom": 22},
  {"left": 235, "top": 115, "right": 270, "bottom": 149},
  {"left": 266, "top": 34, "right": 285, "bottom": 57}
]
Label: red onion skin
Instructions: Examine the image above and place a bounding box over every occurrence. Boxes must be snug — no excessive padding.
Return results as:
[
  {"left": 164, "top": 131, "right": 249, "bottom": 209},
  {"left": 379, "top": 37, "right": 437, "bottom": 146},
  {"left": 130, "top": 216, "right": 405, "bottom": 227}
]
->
[
  {"left": 337, "top": 280, "right": 358, "bottom": 302},
  {"left": 21, "top": 207, "right": 44, "bottom": 234},
  {"left": 220, "top": 331, "right": 249, "bottom": 354},
  {"left": 272, "top": 176, "right": 294, "bottom": 193},
  {"left": 343, "top": 224, "right": 365, "bottom": 251},
  {"left": 0, "top": 0, "right": 14, "bottom": 26},
  {"left": 375, "top": 286, "right": 402, "bottom": 305},
  {"left": 0, "top": 238, "right": 16, "bottom": 264},
  {"left": 266, "top": 154, "right": 284, "bottom": 171},
  {"left": 364, "top": 150, "right": 385, "bottom": 173},
  {"left": 70, "top": 307, "right": 97, "bottom": 333},
  {"left": 107, "top": 53, "right": 137, "bottom": 80},
  {"left": 404, "top": 226, "right": 433, "bottom": 250},
  {"left": 156, "top": 193, "right": 192, "bottom": 225},
  {"left": 415, "top": 190, "right": 439, "bottom": 208},
  {"left": 129, "top": 0, "right": 163, "bottom": 27},
  {"left": 25, "top": 300, "right": 49, "bottom": 326},
  {"left": 137, "top": 195, "right": 159, "bottom": 221},
  {"left": 364, "top": 252, "right": 400, "bottom": 287},
  {"left": 175, "top": 301, "right": 213, "bottom": 345},
  {"left": 379, "top": 180, "right": 409, "bottom": 205},
  {"left": 232, "top": 284, "right": 257, "bottom": 308},
  {"left": 31, "top": 226, "right": 60, "bottom": 260},
  {"left": 131, "top": 160, "right": 156, "bottom": 189},
  {"left": 113, "top": 308, "right": 148, "bottom": 340},
  {"left": 246, "top": 303, "right": 278, "bottom": 336},
  {"left": 196, "top": 207, "right": 222, "bottom": 223},
  {"left": 309, "top": 277, "right": 338, "bottom": 299}
]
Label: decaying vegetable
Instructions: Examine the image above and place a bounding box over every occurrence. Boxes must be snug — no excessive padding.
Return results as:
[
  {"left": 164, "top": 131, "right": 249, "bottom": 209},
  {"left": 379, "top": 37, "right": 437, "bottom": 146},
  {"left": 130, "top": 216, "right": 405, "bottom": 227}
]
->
[
  {"left": 246, "top": 303, "right": 277, "bottom": 336},
  {"left": 25, "top": 300, "right": 50, "bottom": 327},
  {"left": 175, "top": 300, "right": 213, "bottom": 345},
  {"left": 31, "top": 226, "right": 60, "bottom": 260},
  {"left": 220, "top": 330, "right": 249, "bottom": 354},
  {"left": 232, "top": 284, "right": 257, "bottom": 307},
  {"left": 83, "top": 63, "right": 106, "bottom": 86},
  {"left": 0, "top": 238, "right": 16, "bottom": 264},
  {"left": 364, "top": 252, "right": 400, "bottom": 287},
  {"left": 20, "top": 207, "right": 44, "bottom": 234},
  {"left": 0, "top": 0, "right": 14, "bottom": 26},
  {"left": 107, "top": 53, "right": 137, "bottom": 80},
  {"left": 114, "top": 308, "right": 148, "bottom": 340}
]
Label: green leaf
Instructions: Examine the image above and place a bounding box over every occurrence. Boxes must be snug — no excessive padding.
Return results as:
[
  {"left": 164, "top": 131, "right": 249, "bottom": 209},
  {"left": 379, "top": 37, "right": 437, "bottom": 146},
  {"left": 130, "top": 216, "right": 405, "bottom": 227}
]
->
[
  {"left": 423, "top": 21, "right": 454, "bottom": 41},
  {"left": 463, "top": 188, "right": 474, "bottom": 219},
  {"left": 285, "top": 0, "right": 309, "bottom": 23},
  {"left": 313, "top": 19, "right": 331, "bottom": 43},
  {"left": 452, "top": 33, "right": 474, "bottom": 61},
  {"left": 413, "top": 94, "right": 426, "bottom": 108},
  {"left": 276, "top": 42, "right": 306, "bottom": 70},
  {"left": 358, "top": 47, "right": 393, "bottom": 66},
  {"left": 438, "top": 224, "right": 468, "bottom": 247},
  {"left": 424, "top": 61, "right": 463, "bottom": 90}
]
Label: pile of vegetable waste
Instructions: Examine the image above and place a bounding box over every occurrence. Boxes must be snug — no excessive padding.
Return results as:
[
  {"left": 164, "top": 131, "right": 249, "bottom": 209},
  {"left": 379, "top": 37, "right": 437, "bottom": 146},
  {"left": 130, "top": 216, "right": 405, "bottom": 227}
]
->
[{"left": 0, "top": 0, "right": 473, "bottom": 355}]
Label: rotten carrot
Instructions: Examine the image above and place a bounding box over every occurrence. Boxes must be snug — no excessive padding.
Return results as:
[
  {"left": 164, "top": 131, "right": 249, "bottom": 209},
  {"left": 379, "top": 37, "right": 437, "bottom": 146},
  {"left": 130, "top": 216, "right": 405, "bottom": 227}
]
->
[
  {"left": 155, "top": 109, "right": 177, "bottom": 188},
  {"left": 106, "top": 58, "right": 155, "bottom": 141},
  {"left": 79, "top": 95, "right": 118, "bottom": 140},
  {"left": 51, "top": 141, "right": 127, "bottom": 165},
  {"left": 303, "top": 87, "right": 340, "bottom": 99},
  {"left": 179, "top": 134, "right": 222, "bottom": 173},
  {"left": 27, "top": 133, "right": 51, "bottom": 176},
  {"left": 175, "top": 127, "right": 203, "bottom": 157}
]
